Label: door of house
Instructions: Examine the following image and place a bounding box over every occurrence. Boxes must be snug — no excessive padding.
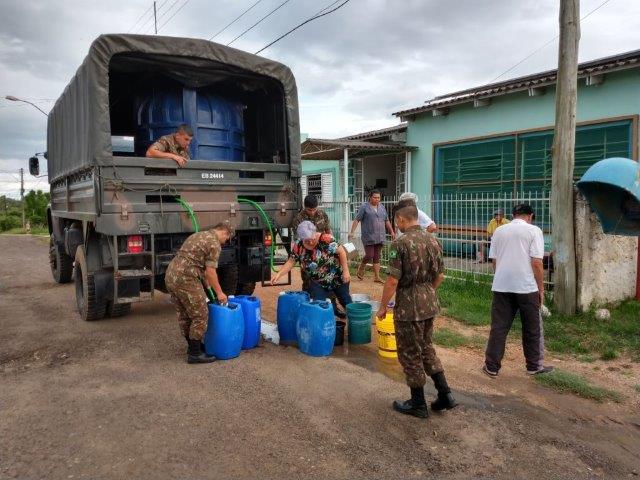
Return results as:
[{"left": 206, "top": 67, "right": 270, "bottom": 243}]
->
[{"left": 396, "top": 155, "right": 407, "bottom": 197}]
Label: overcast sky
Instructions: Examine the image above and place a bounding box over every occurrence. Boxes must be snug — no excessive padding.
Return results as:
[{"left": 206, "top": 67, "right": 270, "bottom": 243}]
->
[{"left": 1, "top": 0, "right": 639, "bottom": 197}]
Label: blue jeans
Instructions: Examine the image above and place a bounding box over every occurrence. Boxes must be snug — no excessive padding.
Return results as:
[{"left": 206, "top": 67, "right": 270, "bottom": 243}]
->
[{"left": 308, "top": 281, "right": 352, "bottom": 311}]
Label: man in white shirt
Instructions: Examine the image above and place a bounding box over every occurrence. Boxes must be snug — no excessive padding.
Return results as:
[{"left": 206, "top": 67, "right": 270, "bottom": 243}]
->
[
  {"left": 397, "top": 192, "right": 437, "bottom": 233},
  {"left": 483, "top": 204, "right": 553, "bottom": 377}
]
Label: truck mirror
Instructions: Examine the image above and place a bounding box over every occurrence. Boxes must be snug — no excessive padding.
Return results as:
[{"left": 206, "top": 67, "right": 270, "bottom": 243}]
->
[{"left": 29, "top": 156, "right": 39, "bottom": 176}]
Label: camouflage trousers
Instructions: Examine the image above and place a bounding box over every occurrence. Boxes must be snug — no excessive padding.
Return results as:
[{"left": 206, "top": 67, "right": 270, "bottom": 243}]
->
[
  {"left": 165, "top": 264, "right": 208, "bottom": 341},
  {"left": 394, "top": 318, "right": 444, "bottom": 388}
]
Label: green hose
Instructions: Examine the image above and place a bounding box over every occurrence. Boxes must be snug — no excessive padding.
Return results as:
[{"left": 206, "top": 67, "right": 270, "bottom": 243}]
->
[
  {"left": 175, "top": 195, "right": 279, "bottom": 282},
  {"left": 175, "top": 197, "right": 199, "bottom": 233},
  {"left": 175, "top": 197, "right": 216, "bottom": 301},
  {"left": 237, "top": 197, "right": 278, "bottom": 273}
]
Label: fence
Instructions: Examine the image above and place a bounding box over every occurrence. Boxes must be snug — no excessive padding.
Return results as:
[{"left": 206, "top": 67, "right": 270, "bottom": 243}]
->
[{"left": 318, "top": 192, "right": 554, "bottom": 287}]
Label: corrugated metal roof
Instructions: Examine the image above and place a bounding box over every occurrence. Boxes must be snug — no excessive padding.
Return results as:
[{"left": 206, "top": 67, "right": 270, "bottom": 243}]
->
[
  {"left": 301, "top": 137, "right": 415, "bottom": 160},
  {"left": 339, "top": 123, "right": 407, "bottom": 140},
  {"left": 393, "top": 48, "right": 640, "bottom": 119}
]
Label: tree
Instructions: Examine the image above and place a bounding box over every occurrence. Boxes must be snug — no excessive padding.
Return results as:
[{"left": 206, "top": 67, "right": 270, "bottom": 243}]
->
[{"left": 24, "top": 190, "right": 50, "bottom": 226}]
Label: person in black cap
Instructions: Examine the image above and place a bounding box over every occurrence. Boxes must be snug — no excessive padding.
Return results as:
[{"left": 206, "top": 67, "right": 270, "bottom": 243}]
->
[{"left": 483, "top": 203, "right": 553, "bottom": 377}]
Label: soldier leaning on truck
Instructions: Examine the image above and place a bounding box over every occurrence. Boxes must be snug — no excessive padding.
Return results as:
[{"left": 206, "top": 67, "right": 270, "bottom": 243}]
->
[
  {"left": 145, "top": 124, "right": 193, "bottom": 167},
  {"left": 376, "top": 203, "right": 457, "bottom": 419},
  {"left": 165, "top": 224, "right": 233, "bottom": 364}
]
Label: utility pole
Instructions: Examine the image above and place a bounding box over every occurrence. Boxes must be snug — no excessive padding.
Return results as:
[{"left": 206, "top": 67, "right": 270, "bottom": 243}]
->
[
  {"left": 551, "top": 0, "right": 580, "bottom": 315},
  {"left": 153, "top": 1, "right": 158, "bottom": 34},
  {"left": 19, "top": 168, "right": 25, "bottom": 229}
]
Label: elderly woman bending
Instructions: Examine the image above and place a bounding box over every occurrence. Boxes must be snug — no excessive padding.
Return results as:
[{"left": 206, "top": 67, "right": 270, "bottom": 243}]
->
[{"left": 272, "top": 221, "right": 352, "bottom": 309}]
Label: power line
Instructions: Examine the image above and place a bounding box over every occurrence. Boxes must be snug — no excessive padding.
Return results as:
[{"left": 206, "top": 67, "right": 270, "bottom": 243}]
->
[
  {"left": 255, "top": 0, "right": 349, "bottom": 55},
  {"left": 227, "top": 0, "right": 293, "bottom": 47},
  {"left": 488, "top": 0, "right": 615, "bottom": 83},
  {"left": 208, "top": 0, "right": 265, "bottom": 41},
  {"left": 157, "top": 0, "right": 191, "bottom": 33},
  {"left": 128, "top": 2, "right": 154, "bottom": 32}
]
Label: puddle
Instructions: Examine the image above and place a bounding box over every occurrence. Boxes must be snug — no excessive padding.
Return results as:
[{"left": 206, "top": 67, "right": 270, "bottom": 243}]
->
[{"left": 332, "top": 338, "right": 491, "bottom": 410}]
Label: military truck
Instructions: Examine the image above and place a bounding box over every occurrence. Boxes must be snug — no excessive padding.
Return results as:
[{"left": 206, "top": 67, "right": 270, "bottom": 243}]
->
[{"left": 30, "top": 34, "right": 300, "bottom": 321}]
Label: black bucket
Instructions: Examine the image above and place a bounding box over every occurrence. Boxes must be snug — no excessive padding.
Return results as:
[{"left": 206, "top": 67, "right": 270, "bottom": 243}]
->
[{"left": 335, "top": 321, "right": 346, "bottom": 346}]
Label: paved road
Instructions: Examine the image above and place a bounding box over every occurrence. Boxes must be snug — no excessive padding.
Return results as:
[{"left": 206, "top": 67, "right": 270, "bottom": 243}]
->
[{"left": 1, "top": 235, "right": 638, "bottom": 479}]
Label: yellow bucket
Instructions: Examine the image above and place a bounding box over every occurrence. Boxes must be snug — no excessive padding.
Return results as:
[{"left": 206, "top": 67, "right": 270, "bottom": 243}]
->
[{"left": 376, "top": 312, "right": 397, "bottom": 359}]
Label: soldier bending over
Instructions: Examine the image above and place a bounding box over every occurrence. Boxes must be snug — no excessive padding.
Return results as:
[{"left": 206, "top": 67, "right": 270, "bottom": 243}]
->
[{"left": 165, "top": 223, "right": 232, "bottom": 363}]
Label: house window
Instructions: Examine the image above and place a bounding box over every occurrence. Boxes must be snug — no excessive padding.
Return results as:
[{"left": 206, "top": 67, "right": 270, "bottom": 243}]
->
[
  {"left": 300, "top": 172, "right": 334, "bottom": 203},
  {"left": 434, "top": 120, "right": 632, "bottom": 197}
]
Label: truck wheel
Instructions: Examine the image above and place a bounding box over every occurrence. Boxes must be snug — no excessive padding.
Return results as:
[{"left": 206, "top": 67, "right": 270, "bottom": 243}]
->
[
  {"left": 74, "top": 246, "right": 106, "bottom": 321},
  {"left": 217, "top": 264, "right": 239, "bottom": 296},
  {"left": 106, "top": 302, "right": 132, "bottom": 318},
  {"left": 235, "top": 283, "right": 256, "bottom": 296},
  {"left": 49, "top": 234, "right": 73, "bottom": 284}
]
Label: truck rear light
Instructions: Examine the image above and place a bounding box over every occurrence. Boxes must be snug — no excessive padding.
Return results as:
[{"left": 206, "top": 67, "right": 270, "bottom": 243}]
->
[
  {"left": 127, "top": 235, "right": 144, "bottom": 253},
  {"left": 264, "top": 232, "right": 272, "bottom": 247}
]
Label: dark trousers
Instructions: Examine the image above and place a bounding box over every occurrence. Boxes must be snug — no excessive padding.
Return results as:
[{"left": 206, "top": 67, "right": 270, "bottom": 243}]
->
[
  {"left": 485, "top": 292, "right": 542, "bottom": 372},
  {"left": 308, "top": 281, "right": 352, "bottom": 310},
  {"left": 395, "top": 318, "right": 444, "bottom": 388}
]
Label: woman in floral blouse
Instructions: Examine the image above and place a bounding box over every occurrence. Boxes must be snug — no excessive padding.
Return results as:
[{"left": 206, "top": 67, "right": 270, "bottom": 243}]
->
[{"left": 272, "top": 221, "right": 352, "bottom": 309}]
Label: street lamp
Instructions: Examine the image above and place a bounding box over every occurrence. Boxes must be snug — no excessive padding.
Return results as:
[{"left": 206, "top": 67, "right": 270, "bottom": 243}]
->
[{"left": 4, "top": 95, "right": 49, "bottom": 116}]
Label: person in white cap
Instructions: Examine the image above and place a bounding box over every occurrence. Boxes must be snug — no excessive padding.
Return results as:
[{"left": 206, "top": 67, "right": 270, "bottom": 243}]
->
[
  {"left": 398, "top": 192, "right": 437, "bottom": 233},
  {"left": 272, "top": 221, "right": 352, "bottom": 310}
]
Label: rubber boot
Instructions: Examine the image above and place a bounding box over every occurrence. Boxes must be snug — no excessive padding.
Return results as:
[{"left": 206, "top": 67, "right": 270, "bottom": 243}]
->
[
  {"left": 187, "top": 339, "right": 216, "bottom": 364},
  {"left": 430, "top": 372, "right": 458, "bottom": 411},
  {"left": 184, "top": 335, "right": 205, "bottom": 352},
  {"left": 393, "top": 387, "right": 428, "bottom": 419}
]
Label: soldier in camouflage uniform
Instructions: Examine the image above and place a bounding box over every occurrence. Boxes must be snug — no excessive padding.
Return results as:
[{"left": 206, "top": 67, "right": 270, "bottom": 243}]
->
[
  {"left": 376, "top": 203, "right": 457, "bottom": 418},
  {"left": 165, "top": 223, "right": 232, "bottom": 364},
  {"left": 145, "top": 124, "right": 193, "bottom": 167},
  {"left": 291, "top": 195, "right": 331, "bottom": 237}
]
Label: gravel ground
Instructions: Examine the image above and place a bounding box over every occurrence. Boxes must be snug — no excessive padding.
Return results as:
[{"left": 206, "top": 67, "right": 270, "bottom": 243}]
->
[{"left": 1, "top": 235, "right": 639, "bottom": 479}]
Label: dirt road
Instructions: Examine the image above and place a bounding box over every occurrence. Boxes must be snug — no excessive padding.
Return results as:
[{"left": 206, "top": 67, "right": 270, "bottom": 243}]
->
[{"left": 1, "top": 235, "right": 639, "bottom": 479}]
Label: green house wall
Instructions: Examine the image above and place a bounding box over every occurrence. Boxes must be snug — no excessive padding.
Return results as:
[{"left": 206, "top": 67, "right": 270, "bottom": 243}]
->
[{"left": 406, "top": 68, "right": 640, "bottom": 199}]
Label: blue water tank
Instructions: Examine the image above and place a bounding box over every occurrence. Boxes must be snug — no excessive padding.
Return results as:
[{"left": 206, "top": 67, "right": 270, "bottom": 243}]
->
[
  {"left": 276, "top": 291, "right": 310, "bottom": 346},
  {"left": 135, "top": 86, "right": 245, "bottom": 161},
  {"left": 297, "top": 300, "right": 336, "bottom": 357},
  {"left": 204, "top": 302, "right": 244, "bottom": 360},
  {"left": 230, "top": 295, "right": 262, "bottom": 350}
]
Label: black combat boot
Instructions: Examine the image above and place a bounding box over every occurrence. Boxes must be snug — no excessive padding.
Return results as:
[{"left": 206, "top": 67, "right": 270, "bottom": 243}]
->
[
  {"left": 392, "top": 387, "right": 428, "bottom": 419},
  {"left": 187, "top": 339, "right": 216, "bottom": 364},
  {"left": 430, "top": 372, "right": 458, "bottom": 411}
]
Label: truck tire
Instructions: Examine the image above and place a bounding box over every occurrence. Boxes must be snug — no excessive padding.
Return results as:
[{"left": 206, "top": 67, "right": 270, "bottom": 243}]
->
[
  {"left": 106, "top": 302, "right": 132, "bottom": 318},
  {"left": 49, "top": 234, "right": 73, "bottom": 284},
  {"left": 217, "top": 264, "right": 239, "bottom": 296},
  {"left": 235, "top": 283, "right": 256, "bottom": 296},
  {"left": 74, "top": 246, "right": 106, "bottom": 321}
]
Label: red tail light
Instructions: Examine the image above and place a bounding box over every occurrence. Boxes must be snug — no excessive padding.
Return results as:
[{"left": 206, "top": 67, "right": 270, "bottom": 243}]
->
[
  {"left": 264, "top": 232, "right": 272, "bottom": 247},
  {"left": 127, "top": 235, "right": 144, "bottom": 253}
]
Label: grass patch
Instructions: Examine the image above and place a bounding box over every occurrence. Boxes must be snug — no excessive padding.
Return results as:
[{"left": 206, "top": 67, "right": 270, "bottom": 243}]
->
[
  {"left": 576, "top": 354, "right": 597, "bottom": 363},
  {"left": 433, "top": 328, "right": 468, "bottom": 348},
  {"left": 433, "top": 327, "right": 486, "bottom": 350},
  {"left": 600, "top": 349, "right": 619, "bottom": 361},
  {"left": 534, "top": 369, "right": 623, "bottom": 403},
  {"left": 1, "top": 226, "right": 49, "bottom": 235},
  {"left": 438, "top": 275, "right": 640, "bottom": 360},
  {"left": 439, "top": 277, "right": 492, "bottom": 326},
  {"left": 635, "top": 385, "right": 640, "bottom": 394}
]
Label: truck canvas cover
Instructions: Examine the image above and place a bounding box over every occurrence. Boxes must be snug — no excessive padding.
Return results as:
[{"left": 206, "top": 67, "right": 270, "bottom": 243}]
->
[{"left": 46, "top": 34, "right": 301, "bottom": 181}]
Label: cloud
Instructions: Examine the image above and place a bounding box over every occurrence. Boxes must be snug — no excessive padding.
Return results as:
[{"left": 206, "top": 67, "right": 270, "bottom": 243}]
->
[{"left": 1, "top": 0, "right": 639, "bottom": 175}]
